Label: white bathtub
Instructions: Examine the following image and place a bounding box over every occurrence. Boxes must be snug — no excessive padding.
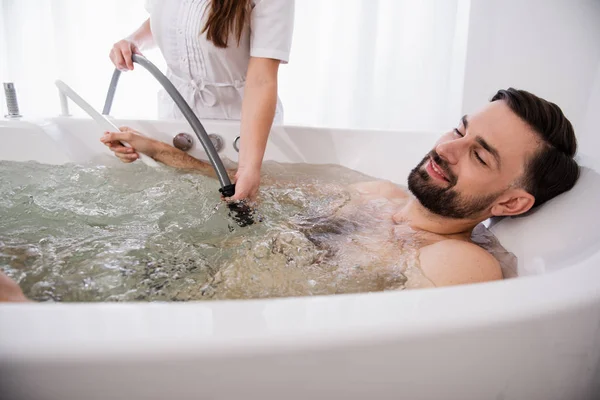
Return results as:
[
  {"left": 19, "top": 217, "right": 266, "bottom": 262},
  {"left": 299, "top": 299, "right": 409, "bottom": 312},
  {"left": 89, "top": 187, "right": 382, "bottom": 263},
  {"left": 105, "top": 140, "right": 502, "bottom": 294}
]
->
[{"left": 0, "top": 116, "right": 599, "bottom": 400}]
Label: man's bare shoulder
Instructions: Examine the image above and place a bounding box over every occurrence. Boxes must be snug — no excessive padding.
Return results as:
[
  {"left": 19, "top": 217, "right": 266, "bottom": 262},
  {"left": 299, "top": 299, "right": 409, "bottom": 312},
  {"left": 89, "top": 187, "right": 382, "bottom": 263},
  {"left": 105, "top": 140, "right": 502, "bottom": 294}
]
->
[
  {"left": 349, "top": 180, "right": 408, "bottom": 202},
  {"left": 418, "top": 239, "right": 502, "bottom": 287}
]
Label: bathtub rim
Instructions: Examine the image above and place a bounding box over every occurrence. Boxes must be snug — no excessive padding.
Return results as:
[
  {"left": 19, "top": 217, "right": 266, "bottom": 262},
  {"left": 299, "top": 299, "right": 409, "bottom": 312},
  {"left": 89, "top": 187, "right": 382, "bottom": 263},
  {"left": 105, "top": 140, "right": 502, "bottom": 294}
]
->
[
  {"left": 1, "top": 247, "right": 598, "bottom": 361},
  {"left": 0, "top": 116, "right": 599, "bottom": 363}
]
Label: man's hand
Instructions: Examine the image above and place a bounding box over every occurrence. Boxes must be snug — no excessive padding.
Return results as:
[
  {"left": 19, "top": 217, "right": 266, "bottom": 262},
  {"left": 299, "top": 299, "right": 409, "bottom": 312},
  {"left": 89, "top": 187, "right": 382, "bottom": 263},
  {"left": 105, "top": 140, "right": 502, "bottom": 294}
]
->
[{"left": 100, "top": 127, "right": 159, "bottom": 163}]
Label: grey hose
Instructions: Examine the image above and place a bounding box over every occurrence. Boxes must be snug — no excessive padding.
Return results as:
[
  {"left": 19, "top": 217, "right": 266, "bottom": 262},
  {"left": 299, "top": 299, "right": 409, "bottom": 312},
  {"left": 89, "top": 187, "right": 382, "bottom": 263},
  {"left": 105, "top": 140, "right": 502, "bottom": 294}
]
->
[{"left": 102, "top": 54, "right": 235, "bottom": 196}]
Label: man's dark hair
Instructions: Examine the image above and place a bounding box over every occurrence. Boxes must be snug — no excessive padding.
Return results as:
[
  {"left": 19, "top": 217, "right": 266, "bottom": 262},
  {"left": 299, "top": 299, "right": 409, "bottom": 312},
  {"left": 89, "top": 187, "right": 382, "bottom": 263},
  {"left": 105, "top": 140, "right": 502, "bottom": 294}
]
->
[{"left": 491, "top": 88, "right": 579, "bottom": 208}]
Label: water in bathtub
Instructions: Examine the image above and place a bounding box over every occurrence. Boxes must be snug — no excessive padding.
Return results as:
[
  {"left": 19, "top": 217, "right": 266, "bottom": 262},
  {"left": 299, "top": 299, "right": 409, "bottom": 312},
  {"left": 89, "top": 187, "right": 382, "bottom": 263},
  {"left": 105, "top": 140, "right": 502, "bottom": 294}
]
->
[{"left": 0, "top": 160, "right": 514, "bottom": 301}]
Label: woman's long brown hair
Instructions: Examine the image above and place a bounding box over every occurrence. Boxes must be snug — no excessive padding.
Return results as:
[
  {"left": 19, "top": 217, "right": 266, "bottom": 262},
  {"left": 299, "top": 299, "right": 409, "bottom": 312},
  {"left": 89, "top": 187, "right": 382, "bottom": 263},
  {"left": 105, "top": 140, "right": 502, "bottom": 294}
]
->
[{"left": 202, "top": 0, "right": 252, "bottom": 48}]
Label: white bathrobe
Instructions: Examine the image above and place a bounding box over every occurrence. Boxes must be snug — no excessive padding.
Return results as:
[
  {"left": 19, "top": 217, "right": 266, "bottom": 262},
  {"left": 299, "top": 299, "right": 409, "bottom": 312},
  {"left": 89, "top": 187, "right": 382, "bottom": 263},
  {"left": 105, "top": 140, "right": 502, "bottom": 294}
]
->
[{"left": 144, "top": 0, "right": 294, "bottom": 122}]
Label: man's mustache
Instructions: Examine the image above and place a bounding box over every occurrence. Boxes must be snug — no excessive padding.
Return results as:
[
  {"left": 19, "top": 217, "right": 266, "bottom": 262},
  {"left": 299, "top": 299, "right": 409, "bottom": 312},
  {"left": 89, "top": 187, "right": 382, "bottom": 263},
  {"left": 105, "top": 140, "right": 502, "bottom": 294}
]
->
[{"left": 426, "top": 150, "right": 458, "bottom": 186}]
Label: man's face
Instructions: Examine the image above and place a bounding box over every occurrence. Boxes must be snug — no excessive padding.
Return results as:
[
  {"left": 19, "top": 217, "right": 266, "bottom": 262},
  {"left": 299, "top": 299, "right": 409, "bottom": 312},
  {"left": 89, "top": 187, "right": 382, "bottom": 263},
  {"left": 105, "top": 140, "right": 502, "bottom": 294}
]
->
[{"left": 408, "top": 100, "right": 541, "bottom": 219}]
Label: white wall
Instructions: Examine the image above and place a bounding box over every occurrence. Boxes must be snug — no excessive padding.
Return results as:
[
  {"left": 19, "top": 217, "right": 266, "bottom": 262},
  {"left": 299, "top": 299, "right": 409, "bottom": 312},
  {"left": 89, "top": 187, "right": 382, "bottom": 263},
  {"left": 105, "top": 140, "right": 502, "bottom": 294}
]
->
[
  {"left": 1, "top": 0, "right": 599, "bottom": 139},
  {"left": 0, "top": 1, "right": 7, "bottom": 115},
  {"left": 580, "top": 63, "right": 600, "bottom": 165},
  {"left": 461, "top": 0, "right": 600, "bottom": 149}
]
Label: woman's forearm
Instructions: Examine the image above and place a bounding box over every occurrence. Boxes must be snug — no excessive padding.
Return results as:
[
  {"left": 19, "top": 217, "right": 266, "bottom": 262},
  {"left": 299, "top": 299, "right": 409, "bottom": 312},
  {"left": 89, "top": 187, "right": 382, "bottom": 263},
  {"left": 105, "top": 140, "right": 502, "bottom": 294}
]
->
[
  {"left": 238, "top": 57, "right": 280, "bottom": 171},
  {"left": 127, "top": 18, "right": 156, "bottom": 51}
]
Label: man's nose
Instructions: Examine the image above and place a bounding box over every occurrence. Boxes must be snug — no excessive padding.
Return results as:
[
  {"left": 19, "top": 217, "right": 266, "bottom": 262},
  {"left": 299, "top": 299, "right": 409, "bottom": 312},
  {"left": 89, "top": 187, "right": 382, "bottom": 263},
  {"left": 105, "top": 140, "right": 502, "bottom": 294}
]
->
[{"left": 435, "top": 139, "right": 463, "bottom": 165}]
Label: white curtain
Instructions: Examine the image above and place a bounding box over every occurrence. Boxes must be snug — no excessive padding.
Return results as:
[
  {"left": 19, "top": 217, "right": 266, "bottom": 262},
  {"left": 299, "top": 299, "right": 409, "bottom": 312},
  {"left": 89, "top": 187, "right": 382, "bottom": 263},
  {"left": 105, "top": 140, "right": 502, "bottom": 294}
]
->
[
  {"left": 280, "top": 0, "right": 467, "bottom": 131},
  {"left": 0, "top": 0, "right": 466, "bottom": 131},
  {"left": 0, "top": 0, "right": 164, "bottom": 119}
]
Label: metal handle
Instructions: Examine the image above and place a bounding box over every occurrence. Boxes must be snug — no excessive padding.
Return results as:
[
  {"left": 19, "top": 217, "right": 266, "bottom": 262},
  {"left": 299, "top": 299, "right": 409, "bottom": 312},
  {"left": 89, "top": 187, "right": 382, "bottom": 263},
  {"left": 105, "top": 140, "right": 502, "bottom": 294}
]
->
[
  {"left": 3, "top": 82, "right": 22, "bottom": 118},
  {"left": 103, "top": 55, "right": 233, "bottom": 191}
]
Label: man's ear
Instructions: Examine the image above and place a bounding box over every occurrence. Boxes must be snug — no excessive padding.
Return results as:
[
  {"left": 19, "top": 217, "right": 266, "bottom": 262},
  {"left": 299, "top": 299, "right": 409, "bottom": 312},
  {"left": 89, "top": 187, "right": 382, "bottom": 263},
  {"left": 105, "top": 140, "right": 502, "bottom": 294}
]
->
[{"left": 491, "top": 189, "right": 535, "bottom": 217}]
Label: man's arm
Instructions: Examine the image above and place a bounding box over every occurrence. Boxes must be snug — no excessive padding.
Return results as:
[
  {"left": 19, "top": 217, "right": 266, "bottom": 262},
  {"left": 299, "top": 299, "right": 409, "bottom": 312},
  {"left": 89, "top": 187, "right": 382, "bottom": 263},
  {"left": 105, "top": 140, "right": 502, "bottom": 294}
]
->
[
  {"left": 0, "top": 270, "right": 30, "bottom": 302},
  {"left": 418, "top": 240, "right": 503, "bottom": 287},
  {"left": 101, "top": 128, "right": 234, "bottom": 179}
]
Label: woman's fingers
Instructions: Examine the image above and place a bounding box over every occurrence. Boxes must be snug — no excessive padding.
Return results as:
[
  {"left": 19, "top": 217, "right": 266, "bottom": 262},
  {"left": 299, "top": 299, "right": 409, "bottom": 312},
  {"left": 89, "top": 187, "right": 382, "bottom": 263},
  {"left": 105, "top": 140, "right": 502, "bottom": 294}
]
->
[
  {"left": 110, "top": 47, "right": 127, "bottom": 70},
  {"left": 109, "top": 40, "right": 136, "bottom": 71},
  {"left": 122, "top": 44, "right": 134, "bottom": 70}
]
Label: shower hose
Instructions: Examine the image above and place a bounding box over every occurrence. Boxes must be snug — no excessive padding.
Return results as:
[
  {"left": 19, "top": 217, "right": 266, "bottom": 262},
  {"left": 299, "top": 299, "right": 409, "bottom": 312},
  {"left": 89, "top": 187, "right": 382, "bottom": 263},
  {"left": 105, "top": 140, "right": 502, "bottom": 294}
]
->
[{"left": 102, "top": 54, "right": 253, "bottom": 226}]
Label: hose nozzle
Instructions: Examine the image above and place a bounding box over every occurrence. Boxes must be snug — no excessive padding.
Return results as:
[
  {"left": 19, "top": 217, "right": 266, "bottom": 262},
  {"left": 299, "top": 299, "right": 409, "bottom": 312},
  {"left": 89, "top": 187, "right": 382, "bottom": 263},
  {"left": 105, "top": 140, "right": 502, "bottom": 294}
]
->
[{"left": 219, "top": 185, "right": 255, "bottom": 227}]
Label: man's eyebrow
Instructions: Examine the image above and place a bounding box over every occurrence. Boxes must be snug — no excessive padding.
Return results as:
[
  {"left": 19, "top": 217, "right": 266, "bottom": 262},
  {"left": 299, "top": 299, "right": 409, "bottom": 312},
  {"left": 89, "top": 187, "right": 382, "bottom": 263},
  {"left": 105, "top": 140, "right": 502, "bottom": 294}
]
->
[{"left": 476, "top": 136, "right": 501, "bottom": 168}]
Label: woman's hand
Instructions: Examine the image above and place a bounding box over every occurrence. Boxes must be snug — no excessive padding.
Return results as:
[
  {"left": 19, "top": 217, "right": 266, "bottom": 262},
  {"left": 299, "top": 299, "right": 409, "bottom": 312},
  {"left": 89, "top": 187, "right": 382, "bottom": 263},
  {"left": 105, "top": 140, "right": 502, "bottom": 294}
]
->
[
  {"left": 100, "top": 127, "right": 159, "bottom": 163},
  {"left": 109, "top": 39, "right": 142, "bottom": 71},
  {"left": 231, "top": 166, "right": 261, "bottom": 201},
  {"left": 234, "top": 57, "right": 280, "bottom": 202},
  {"left": 109, "top": 19, "right": 153, "bottom": 71}
]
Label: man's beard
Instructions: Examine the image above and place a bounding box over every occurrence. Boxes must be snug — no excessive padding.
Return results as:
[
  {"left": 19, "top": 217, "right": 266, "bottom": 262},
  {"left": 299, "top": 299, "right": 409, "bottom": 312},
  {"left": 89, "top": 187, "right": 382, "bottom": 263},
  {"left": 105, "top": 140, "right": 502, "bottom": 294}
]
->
[{"left": 407, "top": 151, "right": 500, "bottom": 219}]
